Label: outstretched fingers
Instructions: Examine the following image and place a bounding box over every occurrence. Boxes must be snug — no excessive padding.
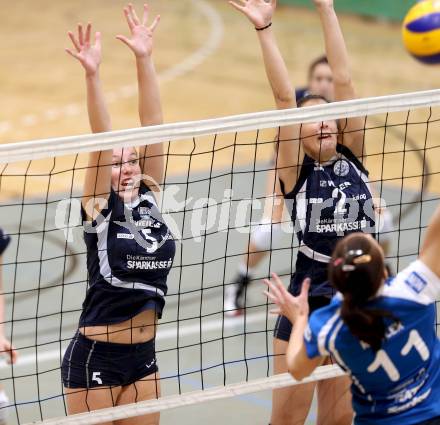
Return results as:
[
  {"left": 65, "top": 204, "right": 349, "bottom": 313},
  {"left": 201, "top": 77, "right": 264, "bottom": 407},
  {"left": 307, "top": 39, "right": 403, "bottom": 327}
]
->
[
  {"left": 142, "top": 3, "right": 149, "bottom": 26},
  {"left": 116, "top": 34, "right": 132, "bottom": 48},
  {"left": 229, "top": 0, "right": 247, "bottom": 13},
  {"left": 299, "top": 278, "right": 311, "bottom": 300},
  {"left": 263, "top": 277, "right": 283, "bottom": 301},
  {"left": 78, "top": 23, "right": 84, "bottom": 46},
  {"left": 128, "top": 3, "right": 140, "bottom": 25},
  {"left": 124, "top": 6, "right": 135, "bottom": 31},
  {"left": 65, "top": 47, "right": 80, "bottom": 60},
  {"left": 149, "top": 14, "right": 160, "bottom": 32},
  {"left": 85, "top": 23, "right": 92, "bottom": 45},
  {"left": 94, "top": 31, "right": 101, "bottom": 49},
  {"left": 67, "top": 31, "right": 81, "bottom": 52}
]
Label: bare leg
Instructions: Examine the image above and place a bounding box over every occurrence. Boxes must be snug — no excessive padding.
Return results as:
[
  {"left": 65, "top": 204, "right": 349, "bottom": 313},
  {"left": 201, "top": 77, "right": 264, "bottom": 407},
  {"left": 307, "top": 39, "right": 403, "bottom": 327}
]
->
[
  {"left": 115, "top": 372, "right": 161, "bottom": 425},
  {"left": 65, "top": 386, "right": 121, "bottom": 425},
  {"left": 271, "top": 337, "right": 315, "bottom": 425},
  {"left": 316, "top": 358, "right": 352, "bottom": 425}
]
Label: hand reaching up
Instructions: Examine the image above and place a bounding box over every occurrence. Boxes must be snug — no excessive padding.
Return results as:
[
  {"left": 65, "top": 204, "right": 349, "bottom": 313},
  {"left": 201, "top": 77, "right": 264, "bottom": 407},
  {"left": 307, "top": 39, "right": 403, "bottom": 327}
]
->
[
  {"left": 264, "top": 274, "right": 310, "bottom": 323},
  {"left": 229, "top": 0, "right": 276, "bottom": 29},
  {"left": 116, "top": 3, "right": 160, "bottom": 58},
  {"left": 66, "top": 23, "right": 102, "bottom": 76}
]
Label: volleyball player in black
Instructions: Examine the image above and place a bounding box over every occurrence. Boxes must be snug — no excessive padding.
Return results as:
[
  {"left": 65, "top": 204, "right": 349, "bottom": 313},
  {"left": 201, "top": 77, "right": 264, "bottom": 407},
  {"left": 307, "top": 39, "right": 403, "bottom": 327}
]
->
[
  {"left": 0, "top": 228, "right": 17, "bottom": 425},
  {"left": 229, "top": 0, "right": 376, "bottom": 423},
  {"left": 62, "top": 5, "right": 174, "bottom": 424}
]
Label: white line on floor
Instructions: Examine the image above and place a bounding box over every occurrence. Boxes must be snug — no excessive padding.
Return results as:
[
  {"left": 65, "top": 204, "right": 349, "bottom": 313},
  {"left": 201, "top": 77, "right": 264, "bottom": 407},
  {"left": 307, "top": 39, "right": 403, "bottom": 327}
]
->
[{"left": 0, "top": 0, "right": 223, "bottom": 136}]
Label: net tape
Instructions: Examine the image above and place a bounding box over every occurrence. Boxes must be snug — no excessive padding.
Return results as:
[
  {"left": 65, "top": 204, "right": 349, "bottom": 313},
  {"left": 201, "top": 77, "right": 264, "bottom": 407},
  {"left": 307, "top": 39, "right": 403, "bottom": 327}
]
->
[
  {"left": 25, "top": 366, "right": 344, "bottom": 425},
  {"left": 1, "top": 89, "right": 440, "bottom": 163}
]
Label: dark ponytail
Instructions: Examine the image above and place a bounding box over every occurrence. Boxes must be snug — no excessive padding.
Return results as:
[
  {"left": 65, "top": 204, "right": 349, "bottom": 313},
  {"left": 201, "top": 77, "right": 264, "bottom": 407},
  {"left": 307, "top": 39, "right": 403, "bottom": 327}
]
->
[{"left": 329, "top": 234, "right": 397, "bottom": 351}]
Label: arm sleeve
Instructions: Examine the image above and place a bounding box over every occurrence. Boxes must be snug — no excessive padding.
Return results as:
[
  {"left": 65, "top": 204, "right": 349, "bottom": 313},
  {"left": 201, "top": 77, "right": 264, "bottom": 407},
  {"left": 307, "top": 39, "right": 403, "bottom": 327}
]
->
[
  {"left": 303, "top": 311, "right": 329, "bottom": 358},
  {"left": 385, "top": 260, "right": 440, "bottom": 305},
  {"left": 403, "top": 260, "right": 440, "bottom": 303}
]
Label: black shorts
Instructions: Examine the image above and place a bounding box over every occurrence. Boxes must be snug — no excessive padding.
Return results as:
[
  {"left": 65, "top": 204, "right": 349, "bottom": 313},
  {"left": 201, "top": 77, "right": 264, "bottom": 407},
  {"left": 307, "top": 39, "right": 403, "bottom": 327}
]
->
[
  {"left": 62, "top": 331, "right": 158, "bottom": 388},
  {"left": 274, "top": 295, "right": 331, "bottom": 342}
]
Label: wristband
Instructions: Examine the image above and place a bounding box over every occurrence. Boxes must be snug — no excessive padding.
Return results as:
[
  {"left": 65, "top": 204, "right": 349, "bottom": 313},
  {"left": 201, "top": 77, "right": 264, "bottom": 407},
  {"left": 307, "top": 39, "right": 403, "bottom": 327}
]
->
[{"left": 255, "top": 22, "right": 272, "bottom": 31}]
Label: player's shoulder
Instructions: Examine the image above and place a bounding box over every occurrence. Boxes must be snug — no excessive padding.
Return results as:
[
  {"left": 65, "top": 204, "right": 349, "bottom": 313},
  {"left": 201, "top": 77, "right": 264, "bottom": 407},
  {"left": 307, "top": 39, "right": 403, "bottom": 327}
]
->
[
  {"left": 309, "top": 295, "right": 342, "bottom": 333},
  {"left": 295, "top": 87, "right": 309, "bottom": 102},
  {"left": 381, "top": 259, "right": 440, "bottom": 306},
  {"left": 335, "top": 144, "right": 368, "bottom": 176}
]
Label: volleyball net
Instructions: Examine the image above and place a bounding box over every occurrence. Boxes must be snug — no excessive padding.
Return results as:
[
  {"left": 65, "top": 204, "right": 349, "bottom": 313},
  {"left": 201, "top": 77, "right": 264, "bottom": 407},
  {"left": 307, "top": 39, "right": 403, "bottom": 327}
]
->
[{"left": 0, "top": 90, "right": 440, "bottom": 424}]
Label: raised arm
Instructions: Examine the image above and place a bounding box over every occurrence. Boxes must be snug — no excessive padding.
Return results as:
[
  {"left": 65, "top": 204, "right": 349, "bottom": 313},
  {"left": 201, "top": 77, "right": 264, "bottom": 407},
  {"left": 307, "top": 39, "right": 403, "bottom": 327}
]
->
[
  {"left": 264, "top": 275, "right": 324, "bottom": 379},
  {"left": 66, "top": 24, "right": 112, "bottom": 219},
  {"left": 117, "top": 4, "right": 164, "bottom": 191},
  {"left": 314, "top": 0, "right": 364, "bottom": 157},
  {"left": 229, "top": 0, "right": 301, "bottom": 193},
  {"left": 420, "top": 202, "right": 440, "bottom": 278}
]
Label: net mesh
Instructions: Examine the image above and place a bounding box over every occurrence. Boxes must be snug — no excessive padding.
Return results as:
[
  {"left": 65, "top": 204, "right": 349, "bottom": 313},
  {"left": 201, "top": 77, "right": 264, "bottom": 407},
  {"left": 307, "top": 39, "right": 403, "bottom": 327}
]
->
[{"left": 0, "top": 91, "right": 439, "bottom": 424}]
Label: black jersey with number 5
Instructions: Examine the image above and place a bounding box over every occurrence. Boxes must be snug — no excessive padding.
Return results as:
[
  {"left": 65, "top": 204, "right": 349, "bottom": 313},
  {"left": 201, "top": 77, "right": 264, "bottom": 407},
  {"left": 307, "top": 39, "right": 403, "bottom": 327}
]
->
[
  {"left": 80, "top": 182, "right": 176, "bottom": 326},
  {"left": 281, "top": 145, "right": 376, "bottom": 297}
]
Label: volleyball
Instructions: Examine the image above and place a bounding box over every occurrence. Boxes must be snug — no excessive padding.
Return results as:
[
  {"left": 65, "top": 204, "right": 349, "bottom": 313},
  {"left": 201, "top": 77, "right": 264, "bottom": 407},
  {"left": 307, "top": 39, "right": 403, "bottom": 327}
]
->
[{"left": 402, "top": 0, "right": 440, "bottom": 64}]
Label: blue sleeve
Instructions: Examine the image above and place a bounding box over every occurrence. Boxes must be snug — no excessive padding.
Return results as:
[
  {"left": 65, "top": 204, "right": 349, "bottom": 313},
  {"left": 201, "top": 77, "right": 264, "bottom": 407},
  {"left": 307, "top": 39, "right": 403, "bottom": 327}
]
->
[
  {"left": 304, "top": 311, "right": 327, "bottom": 358},
  {"left": 0, "top": 229, "right": 10, "bottom": 256},
  {"left": 303, "top": 300, "right": 342, "bottom": 358}
]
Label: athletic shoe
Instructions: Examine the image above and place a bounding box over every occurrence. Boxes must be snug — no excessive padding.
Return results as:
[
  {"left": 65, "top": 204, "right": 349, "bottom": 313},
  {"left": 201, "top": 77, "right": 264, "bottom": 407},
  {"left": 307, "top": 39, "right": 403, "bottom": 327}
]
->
[{"left": 224, "top": 274, "right": 249, "bottom": 317}]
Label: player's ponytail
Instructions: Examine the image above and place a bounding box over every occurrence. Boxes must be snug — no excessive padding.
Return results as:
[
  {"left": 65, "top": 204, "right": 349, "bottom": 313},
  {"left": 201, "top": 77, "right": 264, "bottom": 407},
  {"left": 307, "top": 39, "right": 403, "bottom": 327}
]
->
[{"left": 329, "top": 234, "right": 396, "bottom": 351}]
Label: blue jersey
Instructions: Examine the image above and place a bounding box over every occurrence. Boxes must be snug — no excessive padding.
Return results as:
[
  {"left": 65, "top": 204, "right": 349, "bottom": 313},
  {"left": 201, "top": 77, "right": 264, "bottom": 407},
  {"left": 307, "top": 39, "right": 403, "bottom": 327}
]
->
[
  {"left": 281, "top": 145, "right": 375, "bottom": 296},
  {"left": 0, "top": 228, "right": 10, "bottom": 256},
  {"left": 305, "top": 260, "right": 440, "bottom": 425},
  {"left": 80, "top": 182, "right": 176, "bottom": 326}
]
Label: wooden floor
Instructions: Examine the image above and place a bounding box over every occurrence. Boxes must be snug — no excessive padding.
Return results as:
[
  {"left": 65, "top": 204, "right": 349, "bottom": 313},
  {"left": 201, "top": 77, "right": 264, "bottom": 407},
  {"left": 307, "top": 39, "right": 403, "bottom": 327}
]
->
[{"left": 1, "top": 0, "right": 440, "bottom": 195}]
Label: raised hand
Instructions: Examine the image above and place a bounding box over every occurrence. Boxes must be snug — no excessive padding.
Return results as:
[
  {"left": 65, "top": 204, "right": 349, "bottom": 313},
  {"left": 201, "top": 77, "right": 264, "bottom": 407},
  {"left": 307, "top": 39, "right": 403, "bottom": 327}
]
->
[
  {"left": 116, "top": 3, "right": 160, "bottom": 58},
  {"left": 66, "top": 23, "right": 102, "bottom": 76},
  {"left": 229, "top": 0, "right": 276, "bottom": 29},
  {"left": 264, "top": 274, "right": 310, "bottom": 322}
]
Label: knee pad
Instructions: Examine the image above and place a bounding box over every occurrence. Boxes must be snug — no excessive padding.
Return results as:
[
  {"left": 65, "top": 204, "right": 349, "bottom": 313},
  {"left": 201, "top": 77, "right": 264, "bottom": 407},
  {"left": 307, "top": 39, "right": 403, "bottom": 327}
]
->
[
  {"left": 0, "top": 390, "right": 10, "bottom": 423},
  {"left": 250, "top": 220, "right": 283, "bottom": 251},
  {"left": 377, "top": 208, "right": 394, "bottom": 242}
]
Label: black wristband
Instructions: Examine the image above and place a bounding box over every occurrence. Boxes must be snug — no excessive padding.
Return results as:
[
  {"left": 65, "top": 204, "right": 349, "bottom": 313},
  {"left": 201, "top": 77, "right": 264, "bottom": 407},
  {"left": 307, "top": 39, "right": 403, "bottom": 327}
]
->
[{"left": 255, "top": 22, "right": 272, "bottom": 31}]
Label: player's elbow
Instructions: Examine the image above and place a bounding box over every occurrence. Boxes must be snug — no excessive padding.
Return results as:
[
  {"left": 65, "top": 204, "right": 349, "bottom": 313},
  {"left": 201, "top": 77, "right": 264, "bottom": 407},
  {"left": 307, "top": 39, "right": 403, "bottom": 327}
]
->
[
  {"left": 273, "top": 88, "right": 295, "bottom": 109},
  {"left": 288, "top": 365, "right": 308, "bottom": 381},
  {"left": 287, "top": 357, "right": 309, "bottom": 381},
  {"left": 333, "top": 73, "right": 353, "bottom": 89}
]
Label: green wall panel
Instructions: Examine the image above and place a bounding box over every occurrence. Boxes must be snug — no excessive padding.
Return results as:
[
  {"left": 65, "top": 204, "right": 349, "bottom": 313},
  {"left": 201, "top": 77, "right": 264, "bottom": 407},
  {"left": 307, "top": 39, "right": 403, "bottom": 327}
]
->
[{"left": 279, "top": 1, "right": 416, "bottom": 22}]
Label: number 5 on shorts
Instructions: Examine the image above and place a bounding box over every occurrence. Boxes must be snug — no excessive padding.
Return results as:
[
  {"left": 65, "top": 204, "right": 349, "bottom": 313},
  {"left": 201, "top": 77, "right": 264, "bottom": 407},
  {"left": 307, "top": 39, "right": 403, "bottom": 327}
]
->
[{"left": 92, "top": 372, "right": 103, "bottom": 385}]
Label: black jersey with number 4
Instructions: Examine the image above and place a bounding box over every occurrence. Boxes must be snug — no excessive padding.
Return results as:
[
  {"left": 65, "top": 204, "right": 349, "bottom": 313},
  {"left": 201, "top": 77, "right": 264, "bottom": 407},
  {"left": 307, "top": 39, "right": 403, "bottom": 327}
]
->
[
  {"left": 80, "top": 182, "right": 176, "bottom": 326},
  {"left": 281, "top": 144, "right": 376, "bottom": 297}
]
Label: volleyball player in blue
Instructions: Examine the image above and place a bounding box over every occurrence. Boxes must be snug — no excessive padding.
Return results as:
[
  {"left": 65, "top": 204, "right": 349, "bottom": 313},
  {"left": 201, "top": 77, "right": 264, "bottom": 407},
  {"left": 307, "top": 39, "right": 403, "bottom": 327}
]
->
[
  {"left": 266, "top": 199, "right": 440, "bottom": 425},
  {"left": 62, "top": 4, "right": 175, "bottom": 424},
  {"left": 229, "top": 0, "right": 374, "bottom": 423}
]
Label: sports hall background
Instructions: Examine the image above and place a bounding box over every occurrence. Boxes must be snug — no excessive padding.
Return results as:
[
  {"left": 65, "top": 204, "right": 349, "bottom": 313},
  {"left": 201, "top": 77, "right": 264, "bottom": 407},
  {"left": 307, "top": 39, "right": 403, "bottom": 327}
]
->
[{"left": 1, "top": 1, "right": 440, "bottom": 424}]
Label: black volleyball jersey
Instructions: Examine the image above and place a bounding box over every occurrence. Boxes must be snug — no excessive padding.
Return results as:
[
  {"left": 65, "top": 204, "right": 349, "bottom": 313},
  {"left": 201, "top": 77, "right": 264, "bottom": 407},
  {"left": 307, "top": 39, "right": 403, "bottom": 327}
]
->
[
  {"left": 281, "top": 145, "right": 376, "bottom": 297},
  {"left": 0, "top": 228, "right": 10, "bottom": 256},
  {"left": 80, "top": 182, "right": 176, "bottom": 326}
]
